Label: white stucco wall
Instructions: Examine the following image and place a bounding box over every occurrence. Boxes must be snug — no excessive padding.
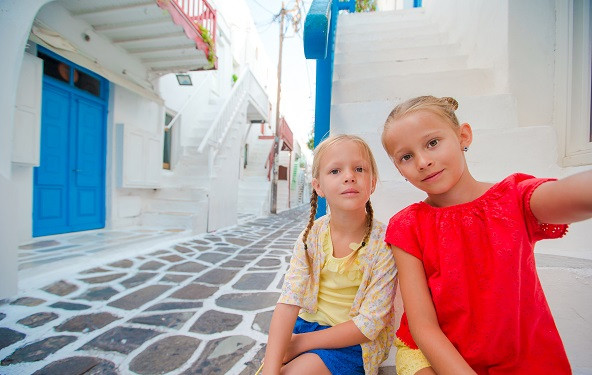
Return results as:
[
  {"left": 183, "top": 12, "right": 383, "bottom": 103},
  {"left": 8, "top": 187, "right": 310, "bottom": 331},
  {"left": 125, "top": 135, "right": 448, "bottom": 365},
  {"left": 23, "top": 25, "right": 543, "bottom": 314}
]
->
[
  {"left": 0, "top": 0, "right": 54, "bottom": 298},
  {"left": 109, "top": 85, "right": 165, "bottom": 226},
  {"left": 507, "top": 0, "right": 556, "bottom": 127}
]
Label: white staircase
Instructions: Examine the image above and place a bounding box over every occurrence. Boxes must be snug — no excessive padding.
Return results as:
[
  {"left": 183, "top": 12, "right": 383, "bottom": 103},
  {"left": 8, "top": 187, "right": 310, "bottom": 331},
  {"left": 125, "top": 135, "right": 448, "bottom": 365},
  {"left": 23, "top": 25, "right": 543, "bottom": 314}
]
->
[
  {"left": 143, "top": 67, "right": 269, "bottom": 233},
  {"left": 237, "top": 137, "right": 274, "bottom": 217},
  {"left": 331, "top": 8, "right": 561, "bottom": 223}
]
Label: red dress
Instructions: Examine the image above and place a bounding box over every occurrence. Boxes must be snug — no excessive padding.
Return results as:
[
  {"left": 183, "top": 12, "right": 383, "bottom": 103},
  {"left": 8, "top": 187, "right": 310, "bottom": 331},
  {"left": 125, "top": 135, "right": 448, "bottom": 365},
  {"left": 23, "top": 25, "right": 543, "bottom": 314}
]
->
[{"left": 385, "top": 174, "right": 571, "bottom": 374}]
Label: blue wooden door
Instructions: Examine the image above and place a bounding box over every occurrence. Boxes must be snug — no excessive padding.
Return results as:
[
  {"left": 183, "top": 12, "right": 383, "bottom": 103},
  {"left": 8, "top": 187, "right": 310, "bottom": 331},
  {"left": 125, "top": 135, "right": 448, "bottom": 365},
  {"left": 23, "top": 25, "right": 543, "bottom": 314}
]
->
[{"left": 33, "top": 50, "right": 107, "bottom": 237}]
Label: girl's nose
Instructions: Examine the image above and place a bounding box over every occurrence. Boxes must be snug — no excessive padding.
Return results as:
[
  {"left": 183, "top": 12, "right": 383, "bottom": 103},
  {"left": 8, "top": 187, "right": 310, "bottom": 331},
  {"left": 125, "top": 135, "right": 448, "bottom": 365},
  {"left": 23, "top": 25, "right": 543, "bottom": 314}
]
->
[
  {"left": 345, "top": 170, "right": 356, "bottom": 182},
  {"left": 416, "top": 153, "right": 433, "bottom": 170}
]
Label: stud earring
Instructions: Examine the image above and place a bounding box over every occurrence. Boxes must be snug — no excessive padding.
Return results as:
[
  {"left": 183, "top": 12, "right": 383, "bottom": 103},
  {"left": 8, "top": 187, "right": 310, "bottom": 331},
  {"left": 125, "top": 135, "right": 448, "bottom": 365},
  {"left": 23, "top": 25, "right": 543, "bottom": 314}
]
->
[{"left": 463, "top": 146, "right": 469, "bottom": 152}]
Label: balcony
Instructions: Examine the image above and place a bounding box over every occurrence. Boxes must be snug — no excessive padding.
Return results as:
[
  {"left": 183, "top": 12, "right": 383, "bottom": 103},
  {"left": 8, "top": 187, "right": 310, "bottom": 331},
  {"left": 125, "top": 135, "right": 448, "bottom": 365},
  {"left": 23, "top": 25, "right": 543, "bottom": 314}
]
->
[{"left": 57, "top": 0, "right": 217, "bottom": 73}]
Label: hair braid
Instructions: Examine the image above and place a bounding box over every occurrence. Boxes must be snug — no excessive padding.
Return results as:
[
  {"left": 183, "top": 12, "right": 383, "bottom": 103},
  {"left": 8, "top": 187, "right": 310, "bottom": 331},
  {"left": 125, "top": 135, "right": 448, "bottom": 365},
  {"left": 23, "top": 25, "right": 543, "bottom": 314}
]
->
[
  {"left": 302, "top": 190, "right": 318, "bottom": 270},
  {"left": 363, "top": 200, "right": 374, "bottom": 245}
]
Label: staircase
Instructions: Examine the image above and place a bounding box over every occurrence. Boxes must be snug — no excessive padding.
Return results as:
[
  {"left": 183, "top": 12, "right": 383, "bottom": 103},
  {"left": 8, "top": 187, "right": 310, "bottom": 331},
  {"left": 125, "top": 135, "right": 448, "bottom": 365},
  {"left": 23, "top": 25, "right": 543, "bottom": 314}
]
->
[
  {"left": 142, "top": 94, "right": 222, "bottom": 233},
  {"left": 237, "top": 137, "right": 274, "bottom": 218},
  {"left": 331, "top": 7, "right": 561, "bottom": 223},
  {"left": 143, "top": 67, "right": 268, "bottom": 233},
  {"left": 329, "top": 7, "right": 590, "bottom": 372}
]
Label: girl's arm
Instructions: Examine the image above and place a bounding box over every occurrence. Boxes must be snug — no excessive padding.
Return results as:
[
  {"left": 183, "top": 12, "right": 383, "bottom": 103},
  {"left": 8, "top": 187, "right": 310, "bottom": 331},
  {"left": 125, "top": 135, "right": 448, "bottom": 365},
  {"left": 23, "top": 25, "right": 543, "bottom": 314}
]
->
[
  {"left": 284, "top": 241, "right": 396, "bottom": 362},
  {"left": 263, "top": 303, "right": 300, "bottom": 374},
  {"left": 283, "top": 319, "right": 369, "bottom": 363},
  {"left": 530, "top": 170, "right": 592, "bottom": 224},
  {"left": 394, "top": 247, "right": 477, "bottom": 375}
]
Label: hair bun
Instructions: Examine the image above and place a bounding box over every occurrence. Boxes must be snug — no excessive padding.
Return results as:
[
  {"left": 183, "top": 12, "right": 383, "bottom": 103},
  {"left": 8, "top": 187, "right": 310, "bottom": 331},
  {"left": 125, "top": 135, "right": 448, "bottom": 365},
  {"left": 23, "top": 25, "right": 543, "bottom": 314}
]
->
[{"left": 443, "top": 97, "right": 459, "bottom": 110}]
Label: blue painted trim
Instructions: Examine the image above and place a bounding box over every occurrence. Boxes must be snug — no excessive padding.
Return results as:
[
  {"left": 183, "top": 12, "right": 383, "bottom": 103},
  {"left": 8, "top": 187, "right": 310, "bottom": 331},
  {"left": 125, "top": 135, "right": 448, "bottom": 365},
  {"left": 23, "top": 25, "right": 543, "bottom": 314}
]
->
[
  {"left": 304, "top": 0, "right": 355, "bottom": 217},
  {"left": 303, "top": 0, "right": 331, "bottom": 59},
  {"left": 414, "top": 0, "right": 422, "bottom": 7}
]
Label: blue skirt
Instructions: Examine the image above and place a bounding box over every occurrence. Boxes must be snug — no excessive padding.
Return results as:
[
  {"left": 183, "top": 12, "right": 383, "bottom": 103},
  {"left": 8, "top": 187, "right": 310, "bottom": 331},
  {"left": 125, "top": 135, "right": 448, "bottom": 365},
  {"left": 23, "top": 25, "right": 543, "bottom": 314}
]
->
[{"left": 292, "top": 317, "right": 365, "bottom": 374}]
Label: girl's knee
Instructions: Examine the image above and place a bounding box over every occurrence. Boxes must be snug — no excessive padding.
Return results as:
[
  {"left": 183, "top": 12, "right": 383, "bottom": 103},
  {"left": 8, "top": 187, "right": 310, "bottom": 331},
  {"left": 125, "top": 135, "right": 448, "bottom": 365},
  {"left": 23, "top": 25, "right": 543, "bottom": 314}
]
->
[{"left": 281, "top": 353, "right": 331, "bottom": 375}]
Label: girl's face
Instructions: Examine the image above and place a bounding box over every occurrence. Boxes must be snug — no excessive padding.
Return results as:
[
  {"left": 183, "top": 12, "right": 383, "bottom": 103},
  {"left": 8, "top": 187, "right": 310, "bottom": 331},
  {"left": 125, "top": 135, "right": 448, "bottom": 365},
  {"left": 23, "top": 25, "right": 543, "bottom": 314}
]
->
[
  {"left": 383, "top": 110, "right": 472, "bottom": 197},
  {"left": 312, "top": 140, "right": 376, "bottom": 214}
]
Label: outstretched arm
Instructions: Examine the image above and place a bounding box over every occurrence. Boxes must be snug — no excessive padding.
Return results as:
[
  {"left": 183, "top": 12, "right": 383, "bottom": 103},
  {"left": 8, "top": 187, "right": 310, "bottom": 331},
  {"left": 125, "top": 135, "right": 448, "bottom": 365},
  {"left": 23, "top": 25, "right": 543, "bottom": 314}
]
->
[
  {"left": 263, "top": 303, "right": 300, "bottom": 375},
  {"left": 394, "top": 247, "right": 476, "bottom": 375},
  {"left": 530, "top": 170, "right": 592, "bottom": 224}
]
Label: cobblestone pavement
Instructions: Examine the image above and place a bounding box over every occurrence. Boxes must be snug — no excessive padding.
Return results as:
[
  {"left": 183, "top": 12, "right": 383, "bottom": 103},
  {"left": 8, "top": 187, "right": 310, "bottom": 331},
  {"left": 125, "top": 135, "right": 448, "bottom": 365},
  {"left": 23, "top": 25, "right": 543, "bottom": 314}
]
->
[{"left": 0, "top": 207, "right": 310, "bottom": 375}]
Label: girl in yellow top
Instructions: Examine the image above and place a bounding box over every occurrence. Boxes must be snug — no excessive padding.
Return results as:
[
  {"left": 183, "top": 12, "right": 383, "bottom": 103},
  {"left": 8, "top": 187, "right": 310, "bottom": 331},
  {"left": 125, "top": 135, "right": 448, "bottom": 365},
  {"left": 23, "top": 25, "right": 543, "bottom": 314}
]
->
[{"left": 263, "top": 135, "right": 397, "bottom": 375}]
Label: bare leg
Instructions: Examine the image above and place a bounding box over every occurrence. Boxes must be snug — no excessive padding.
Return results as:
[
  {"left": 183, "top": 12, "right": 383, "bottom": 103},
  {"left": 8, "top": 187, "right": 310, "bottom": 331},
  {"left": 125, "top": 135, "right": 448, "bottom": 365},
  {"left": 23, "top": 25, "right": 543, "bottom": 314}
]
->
[
  {"left": 416, "top": 367, "right": 437, "bottom": 375},
  {"left": 281, "top": 353, "right": 331, "bottom": 375}
]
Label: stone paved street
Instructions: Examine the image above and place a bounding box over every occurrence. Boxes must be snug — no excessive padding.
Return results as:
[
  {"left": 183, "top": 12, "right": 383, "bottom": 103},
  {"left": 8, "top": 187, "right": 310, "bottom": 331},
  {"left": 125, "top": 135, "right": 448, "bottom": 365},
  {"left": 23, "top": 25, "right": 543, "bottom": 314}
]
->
[{"left": 0, "top": 207, "right": 310, "bottom": 375}]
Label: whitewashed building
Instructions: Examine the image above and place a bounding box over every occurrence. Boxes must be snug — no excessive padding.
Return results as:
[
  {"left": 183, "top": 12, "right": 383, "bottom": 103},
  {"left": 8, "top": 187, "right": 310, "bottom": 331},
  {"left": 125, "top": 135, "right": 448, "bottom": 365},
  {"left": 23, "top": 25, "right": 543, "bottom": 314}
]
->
[
  {"left": 325, "top": 0, "right": 590, "bottom": 369},
  {"left": 0, "top": 0, "right": 289, "bottom": 299}
]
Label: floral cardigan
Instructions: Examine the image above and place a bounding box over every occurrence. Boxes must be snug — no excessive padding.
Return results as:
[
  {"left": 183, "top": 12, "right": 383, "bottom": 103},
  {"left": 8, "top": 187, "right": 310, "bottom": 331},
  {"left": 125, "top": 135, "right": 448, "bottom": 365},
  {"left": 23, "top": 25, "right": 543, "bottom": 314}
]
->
[{"left": 278, "top": 215, "right": 397, "bottom": 374}]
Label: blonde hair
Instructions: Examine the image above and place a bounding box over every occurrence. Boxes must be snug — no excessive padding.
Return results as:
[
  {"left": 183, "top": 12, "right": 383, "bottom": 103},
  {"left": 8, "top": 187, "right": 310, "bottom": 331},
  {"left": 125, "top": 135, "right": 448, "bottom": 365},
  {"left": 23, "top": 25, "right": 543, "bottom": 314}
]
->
[
  {"left": 302, "top": 134, "right": 378, "bottom": 269},
  {"left": 381, "top": 95, "right": 460, "bottom": 154}
]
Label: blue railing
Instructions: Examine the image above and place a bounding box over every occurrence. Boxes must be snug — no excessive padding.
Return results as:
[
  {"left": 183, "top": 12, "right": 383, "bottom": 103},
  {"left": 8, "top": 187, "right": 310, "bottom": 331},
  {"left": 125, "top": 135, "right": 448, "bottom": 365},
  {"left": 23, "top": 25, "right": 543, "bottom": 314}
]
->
[{"left": 303, "top": 0, "right": 355, "bottom": 217}]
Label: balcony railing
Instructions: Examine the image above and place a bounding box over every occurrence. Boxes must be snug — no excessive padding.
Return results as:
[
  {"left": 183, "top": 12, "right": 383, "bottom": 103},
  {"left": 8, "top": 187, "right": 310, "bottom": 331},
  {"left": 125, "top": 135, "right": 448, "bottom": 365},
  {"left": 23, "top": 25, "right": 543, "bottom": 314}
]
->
[{"left": 157, "top": 0, "right": 217, "bottom": 69}]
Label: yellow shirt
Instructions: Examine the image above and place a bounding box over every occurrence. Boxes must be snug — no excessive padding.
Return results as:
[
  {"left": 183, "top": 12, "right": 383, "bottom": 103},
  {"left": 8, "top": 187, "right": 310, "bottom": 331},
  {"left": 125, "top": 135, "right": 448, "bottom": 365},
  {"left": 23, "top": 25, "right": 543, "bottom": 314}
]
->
[
  {"left": 278, "top": 215, "right": 397, "bottom": 375},
  {"left": 299, "top": 228, "right": 363, "bottom": 326}
]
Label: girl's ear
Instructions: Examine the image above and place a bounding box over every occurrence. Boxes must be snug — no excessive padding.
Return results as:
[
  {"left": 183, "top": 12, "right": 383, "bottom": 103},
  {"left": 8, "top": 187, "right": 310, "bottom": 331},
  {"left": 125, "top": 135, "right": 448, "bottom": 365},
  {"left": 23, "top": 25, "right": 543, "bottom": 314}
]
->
[
  {"left": 312, "top": 178, "right": 324, "bottom": 198},
  {"left": 458, "top": 123, "right": 473, "bottom": 149}
]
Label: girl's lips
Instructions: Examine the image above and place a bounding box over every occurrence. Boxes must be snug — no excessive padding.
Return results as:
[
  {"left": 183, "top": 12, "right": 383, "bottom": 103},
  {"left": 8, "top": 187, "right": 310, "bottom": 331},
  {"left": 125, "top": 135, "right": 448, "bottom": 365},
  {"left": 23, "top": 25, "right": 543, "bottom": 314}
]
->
[
  {"left": 422, "top": 170, "right": 443, "bottom": 182},
  {"left": 341, "top": 189, "right": 359, "bottom": 194}
]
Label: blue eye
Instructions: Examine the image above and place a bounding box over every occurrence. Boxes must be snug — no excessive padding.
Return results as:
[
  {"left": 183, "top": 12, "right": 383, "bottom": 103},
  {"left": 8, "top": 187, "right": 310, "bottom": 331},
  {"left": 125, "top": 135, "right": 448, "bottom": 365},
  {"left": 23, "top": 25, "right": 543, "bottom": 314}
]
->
[
  {"left": 427, "top": 139, "right": 439, "bottom": 148},
  {"left": 355, "top": 167, "right": 364, "bottom": 172},
  {"left": 330, "top": 169, "right": 339, "bottom": 174},
  {"left": 401, "top": 154, "right": 412, "bottom": 162}
]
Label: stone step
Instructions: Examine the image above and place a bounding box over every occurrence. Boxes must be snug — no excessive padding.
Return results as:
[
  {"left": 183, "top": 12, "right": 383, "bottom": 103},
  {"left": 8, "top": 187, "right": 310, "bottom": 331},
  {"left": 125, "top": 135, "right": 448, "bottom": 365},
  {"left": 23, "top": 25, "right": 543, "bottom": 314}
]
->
[
  {"left": 332, "top": 68, "right": 496, "bottom": 104},
  {"left": 336, "top": 32, "right": 449, "bottom": 53},
  {"left": 330, "top": 94, "right": 519, "bottom": 135},
  {"left": 150, "top": 187, "right": 208, "bottom": 201},
  {"left": 334, "top": 54, "right": 468, "bottom": 80},
  {"left": 141, "top": 211, "right": 207, "bottom": 234},
  {"left": 336, "top": 22, "right": 442, "bottom": 42},
  {"left": 335, "top": 42, "right": 463, "bottom": 64},
  {"left": 146, "top": 197, "right": 207, "bottom": 213},
  {"left": 338, "top": 7, "right": 426, "bottom": 28}
]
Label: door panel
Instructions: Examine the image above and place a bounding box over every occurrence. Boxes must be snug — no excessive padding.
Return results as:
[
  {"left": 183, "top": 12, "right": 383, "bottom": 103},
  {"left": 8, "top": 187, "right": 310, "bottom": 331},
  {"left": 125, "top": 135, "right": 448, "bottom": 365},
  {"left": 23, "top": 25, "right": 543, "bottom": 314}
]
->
[
  {"left": 33, "top": 60, "right": 107, "bottom": 237},
  {"left": 33, "top": 85, "right": 69, "bottom": 235},
  {"left": 70, "top": 97, "right": 105, "bottom": 229}
]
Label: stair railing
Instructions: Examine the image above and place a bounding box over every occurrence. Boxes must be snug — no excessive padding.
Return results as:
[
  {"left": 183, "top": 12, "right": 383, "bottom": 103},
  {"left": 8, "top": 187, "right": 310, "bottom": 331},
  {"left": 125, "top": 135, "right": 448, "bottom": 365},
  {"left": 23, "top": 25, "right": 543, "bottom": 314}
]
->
[
  {"left": 303, "top": 0, "right": 355, "bottom": 216},
  {"left": 197, "top": 66, "right": 267, "bottom": 173}
]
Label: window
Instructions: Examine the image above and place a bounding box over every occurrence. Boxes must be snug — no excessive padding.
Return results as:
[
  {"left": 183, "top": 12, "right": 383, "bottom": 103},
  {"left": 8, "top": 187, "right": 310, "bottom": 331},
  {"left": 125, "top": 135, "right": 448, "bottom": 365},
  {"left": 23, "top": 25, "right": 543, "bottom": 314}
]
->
[
  {"left": 163, "top": 112, "right": 174, "bottom": 170},
  {"left": 37, "top": 50, "right": 102, "bottom": 98},
  {"left": 279, "top": 165, "right": 288, "bottom": 180},
  {"left": 557, "top": 0, "right": 592, "bottom": 166}
]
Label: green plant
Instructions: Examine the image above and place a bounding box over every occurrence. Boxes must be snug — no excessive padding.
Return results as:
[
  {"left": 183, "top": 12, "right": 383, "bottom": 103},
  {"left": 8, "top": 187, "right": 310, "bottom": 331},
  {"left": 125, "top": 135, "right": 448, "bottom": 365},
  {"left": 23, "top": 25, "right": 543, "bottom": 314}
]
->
[
  {"left": 307, "top": 129, "right": 315, "bottom": 151},
  {"left": 196, "top": 24, "right": 216, "bottom": 68},
  {"left": 356, "top": 0, "right": 376, "bottom": 12},
  {"left": 232, "top": 73, "right": 238, "bottom": 85}
]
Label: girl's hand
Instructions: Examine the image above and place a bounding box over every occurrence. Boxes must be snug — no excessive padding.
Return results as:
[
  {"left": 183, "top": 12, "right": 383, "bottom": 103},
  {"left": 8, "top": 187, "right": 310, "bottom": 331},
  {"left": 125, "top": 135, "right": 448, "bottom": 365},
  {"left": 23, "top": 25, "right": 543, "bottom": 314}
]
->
[{"left": 282, "top": 333, "right": 304, "bottom": 363}]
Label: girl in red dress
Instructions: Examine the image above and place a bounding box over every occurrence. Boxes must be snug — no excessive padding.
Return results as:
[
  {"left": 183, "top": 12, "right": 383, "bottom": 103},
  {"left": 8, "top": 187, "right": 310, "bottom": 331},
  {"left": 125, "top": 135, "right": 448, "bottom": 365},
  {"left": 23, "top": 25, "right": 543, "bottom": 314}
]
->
[{"left": 380, "top": 95, "right": 592, "bottom": 375}]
